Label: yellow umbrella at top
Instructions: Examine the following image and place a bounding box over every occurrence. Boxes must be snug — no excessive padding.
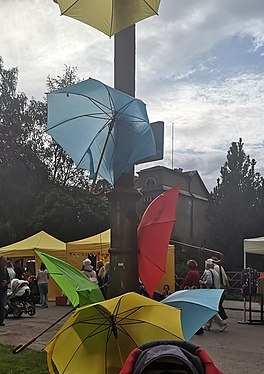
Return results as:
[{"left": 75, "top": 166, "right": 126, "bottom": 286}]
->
[
  {"left": 45, "top": 292, "right": 183, "bottom": 374},
  {"left": 53, "top": 0, "right": 161, "bottom": 37}
]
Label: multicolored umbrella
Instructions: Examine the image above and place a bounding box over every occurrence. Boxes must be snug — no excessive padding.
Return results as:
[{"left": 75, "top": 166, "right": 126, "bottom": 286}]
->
[
  {"left": 45, "top": 292, "right": 184, "bottom": 374},
  {"left": 46, "top": 78, "right": 156, "bottom": 189},
  {"left": 162, "top": 288, "right": 224, "bottom": 340},
  {"left": 35, "top": 251, "right": 104, "bottom": 307},
  {"left": 137, "top": 184, "right": 180, "bottom": 297},
  {"left": 53, "top": 0, "right": 161, "bottom": 37}
]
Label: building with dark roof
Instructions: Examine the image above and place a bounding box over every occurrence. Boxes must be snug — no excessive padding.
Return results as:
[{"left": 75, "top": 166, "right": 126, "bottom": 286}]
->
[{"left": 136, "top": 165, "right": 210, "bottom": 247}]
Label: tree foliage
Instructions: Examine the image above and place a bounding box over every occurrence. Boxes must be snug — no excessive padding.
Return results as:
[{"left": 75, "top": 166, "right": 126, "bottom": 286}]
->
[
  {"left": 208, "top": 138, "right": 264, "bottom": 269},
  {"left": 0, "top": 58, "right": 110, "bottom": 246}
]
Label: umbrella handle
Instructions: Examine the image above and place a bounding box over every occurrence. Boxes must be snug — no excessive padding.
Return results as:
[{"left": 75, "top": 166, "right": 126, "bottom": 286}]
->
[{"left": 12, "top": 307, "right": 76, "bottom": 354}]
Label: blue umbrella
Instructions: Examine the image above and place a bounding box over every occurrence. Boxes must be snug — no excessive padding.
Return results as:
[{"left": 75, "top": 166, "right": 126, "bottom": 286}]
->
[
  {"left": 46, "top": 78, "right": 156, "bottom": 188},
  {"left": 162, "top": 289, "right": 224, "bottom": 341}
]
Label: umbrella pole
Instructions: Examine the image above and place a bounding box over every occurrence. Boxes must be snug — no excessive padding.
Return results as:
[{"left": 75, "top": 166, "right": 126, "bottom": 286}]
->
[
  {"left": 111, "top": 316, "right": 124, "bottom": 367},
  {"left": 90, "top": 123, "right": 113, "bottom": 193},
  {"left": 12, "top": 307, "right": 75, "bottom": 354},
  {"left": 115, "top": 337, "right": 124, "bottom": 367}
]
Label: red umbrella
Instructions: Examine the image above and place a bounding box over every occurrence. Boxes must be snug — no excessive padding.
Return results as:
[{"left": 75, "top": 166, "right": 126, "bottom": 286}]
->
[{"left": 137, "top": 185, "right": 180, "bottom": 297}]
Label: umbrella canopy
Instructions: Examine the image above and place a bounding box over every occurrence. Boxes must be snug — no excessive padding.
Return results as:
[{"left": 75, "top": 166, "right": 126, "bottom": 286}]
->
[
  {"left": 47, "top": 78, "right": 156, "bottom": 188},
  {"left": 45, "top": 292, "right": 184, "bottom": 374},
  {"left": 35, "top": 251, "right": 104, "bottom": 307},
  {"left": 137, "top": 185, "right": 180, "bottom": 297},
  {"left": 162, "top": 289, "right": 224, "bottom": 341},
  {"left": 53, "top": 0, "right": 161, "bottom": 37}
]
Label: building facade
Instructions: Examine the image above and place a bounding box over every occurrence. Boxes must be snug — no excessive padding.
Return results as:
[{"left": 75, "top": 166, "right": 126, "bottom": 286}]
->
[{"left": 136, "top": 166, "right": 210, "bottom": 247}]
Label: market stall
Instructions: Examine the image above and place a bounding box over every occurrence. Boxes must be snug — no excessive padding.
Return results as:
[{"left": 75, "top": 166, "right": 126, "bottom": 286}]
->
[
  {"left": 66, "top": 229, "right": 175, "bottom": 293},
  {"left": 0, "top": 231, "right": 66, "bottom": 301}
]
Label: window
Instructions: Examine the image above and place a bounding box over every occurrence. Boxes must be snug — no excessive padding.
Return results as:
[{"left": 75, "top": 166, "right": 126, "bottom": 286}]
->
[
  {"left": 143, "top": 196, "right": 153, "bottom": 203},
  {"left": 145, "top": 177, "right": 156, "bottom": 186}
]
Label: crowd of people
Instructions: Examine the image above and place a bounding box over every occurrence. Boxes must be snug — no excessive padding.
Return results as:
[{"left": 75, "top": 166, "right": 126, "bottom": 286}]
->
[
  {"left": 177, "top": 257, "right": 229, "bottom": 333},
  {"left": 1, "top": 253, "right": 229, "bottom": 337}
]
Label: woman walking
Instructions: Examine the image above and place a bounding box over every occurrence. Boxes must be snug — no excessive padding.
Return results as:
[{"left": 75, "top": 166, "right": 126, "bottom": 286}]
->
[{"left": 36, "top": 263, "right": 49, "bottom": 308}]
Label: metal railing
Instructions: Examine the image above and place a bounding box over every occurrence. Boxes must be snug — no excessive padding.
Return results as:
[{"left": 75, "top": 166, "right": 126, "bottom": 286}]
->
[{"left": 177, "top": 271, "right": 242, "bottom": 290}]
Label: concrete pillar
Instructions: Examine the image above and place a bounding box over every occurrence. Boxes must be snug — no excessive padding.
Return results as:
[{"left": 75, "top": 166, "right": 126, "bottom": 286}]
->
[{"left": 107, "top": 25, "right": 140, "bottom": 297}]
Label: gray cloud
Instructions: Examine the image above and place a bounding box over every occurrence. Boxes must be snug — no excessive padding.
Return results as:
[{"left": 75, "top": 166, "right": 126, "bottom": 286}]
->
[{"left": 1, "top": 0, "right": 264, "bottom": 191}]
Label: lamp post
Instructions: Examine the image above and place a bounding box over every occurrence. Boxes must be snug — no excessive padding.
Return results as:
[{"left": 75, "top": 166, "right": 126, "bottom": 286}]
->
[{"left": 107, "top": 25, "right": 141, "bottom": 298}]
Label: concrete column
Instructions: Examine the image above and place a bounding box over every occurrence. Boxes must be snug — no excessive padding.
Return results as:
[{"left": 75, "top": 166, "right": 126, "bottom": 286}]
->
[{"left": 107, "top": 24, "right": 140, "bottom": 298}]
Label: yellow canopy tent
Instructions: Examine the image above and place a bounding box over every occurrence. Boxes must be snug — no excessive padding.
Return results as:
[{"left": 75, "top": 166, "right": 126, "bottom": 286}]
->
[
  {"left": 0, "top": 231, "right": 66, "bottom": 301},
  {"left": 66, "top": 230, "right": 175, "bottom": 293},
  {"left": 66, "top": 229, "right": 111, "bottom": 270}
]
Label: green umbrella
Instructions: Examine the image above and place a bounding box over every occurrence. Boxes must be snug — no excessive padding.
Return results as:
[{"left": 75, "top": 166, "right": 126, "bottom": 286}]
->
[{"left": 35, "top": 251, "right": 104, "bottom": 307}]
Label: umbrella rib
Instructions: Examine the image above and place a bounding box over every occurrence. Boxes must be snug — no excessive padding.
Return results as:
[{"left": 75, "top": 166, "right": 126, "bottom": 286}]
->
[
  {"left": 114, "top": 99, "right": 136, "bottom": 118},
  {"left": 113, "top": 306, "right": 143, "bottom": 324},
  {"left": 48, "top": 113, "right": 110, "bottom": 131},
  {"left": 112, "top": 295, "right": 123, "bottom": 317},
  {"left": 118, "top": 317, "right": 184, "bottom": 341},
  {"left": 116, "top": 324, "right": 139, "bottom": 346},
  {"left": 103, "top": 82, "right": 116, "bottom": 114},
  {"left": 93, "top": 305, "right": 115, "bottom": 323},
  {"left": 77, "top": 117, "right": 113, "bottom": 169},
  {"left": 61, "top": 324, "right": 112, "bottom": 374},
  {"left": 109, "top": 1, "right": 114, "bottom": 37},
  {"left": 60, "top": 0, "right": 78, "bottom": 16},
  {"left": 143, "top": 0, "right": 160, "bottom": 15},
  {"left": 58, "top": 91, "right": 114, "bottom": 117}
]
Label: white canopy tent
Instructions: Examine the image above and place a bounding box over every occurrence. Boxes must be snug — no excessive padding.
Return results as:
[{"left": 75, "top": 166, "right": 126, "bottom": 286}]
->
[
  {"left": 244, "top": 236, "right": 264, "bottom": 268},
  {"left": 241, "top": 236, "right": 264, "bottom": 324}
]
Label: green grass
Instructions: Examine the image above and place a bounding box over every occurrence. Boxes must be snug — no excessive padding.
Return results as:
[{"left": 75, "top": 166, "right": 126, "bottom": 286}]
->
[{"left": 0, "top": 344, "right": 48, "bottom": 374}]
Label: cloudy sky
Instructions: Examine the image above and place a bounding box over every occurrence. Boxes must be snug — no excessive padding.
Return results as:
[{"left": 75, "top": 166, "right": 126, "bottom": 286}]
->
[{"left": 1, "top": 0, "right": 264, "bottom": 191}]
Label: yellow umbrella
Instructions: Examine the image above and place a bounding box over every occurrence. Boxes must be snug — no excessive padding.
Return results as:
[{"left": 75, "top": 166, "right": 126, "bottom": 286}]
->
[
  {"left": 45, "top": 292, "right": 183, "bottom": 374},
  {"left": 53, "top": 0, "right": 161, "bottom": 37}
]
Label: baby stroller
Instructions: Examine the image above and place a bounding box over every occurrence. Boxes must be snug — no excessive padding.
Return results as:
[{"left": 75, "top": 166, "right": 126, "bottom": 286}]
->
[
  {"left": 27, "top": 275, "right": 40, "bottom": 305},
  {"left": 5, "top": 278, "right": 36, "bottom": 318},
  {"left": 120, "top": 340, "right": 223, "bottom": 374}
]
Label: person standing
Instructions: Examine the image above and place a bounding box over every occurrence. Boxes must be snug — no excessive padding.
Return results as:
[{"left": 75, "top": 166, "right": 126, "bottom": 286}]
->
[
  {"left": 162, "top": 284, "right": 171, "bottom": 298},
  {"left": 199, "top": 259, "right": 228, "bottom": 331},
  {"left": 36, "top": 263, "right": 49, "bottom": 308},
  {"left": 81, "top": 259, "right": 98, "bottom": 285},
  {"left": 101, "top": 262, "right": 110, "bottom": 299},
  {"left": 179, "top": 260, "right": 200, "bottom": 290},
  {"left": 6, "top": 261, "right": 16, "bottom": 294},
  {"left": 14, "top": 260, "right": 24, "bottom": 280},
  {"left": 180, "top": 259, "right": 203, "bottom": 335},
  {"left": 210, "top": 257, "right": 229, "bottom": 320},
  {"left": 96, "top": 260, "right": 105, "bottom": 288},
  {"left": 0, "top": 256, "right": 9, "bottom": 326},
  {"left": 210, "top": 257, "right": 229, "bottom": 289}
]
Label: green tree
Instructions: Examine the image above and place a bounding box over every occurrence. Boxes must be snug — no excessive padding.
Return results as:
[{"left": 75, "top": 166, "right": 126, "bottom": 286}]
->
[
  {"left": 31, "top": 186, "right": 110, "bottom": 242},
  {"left": 208, "top": 138, "right": 264, "bottom": 269},
  {"left": 0, "top": 58, "right": 110, "bottom": 245},
  {"left": 0, "top": 57, "right": 51, "bottom": 244}
]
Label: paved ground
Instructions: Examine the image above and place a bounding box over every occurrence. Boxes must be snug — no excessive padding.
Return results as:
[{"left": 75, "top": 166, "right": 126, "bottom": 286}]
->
[
  {"left": 0, "top": 300, "right": 263, "bottom": 373},
  {"left": 191, "top": 300, "right": 264, "bottom": 374}
]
